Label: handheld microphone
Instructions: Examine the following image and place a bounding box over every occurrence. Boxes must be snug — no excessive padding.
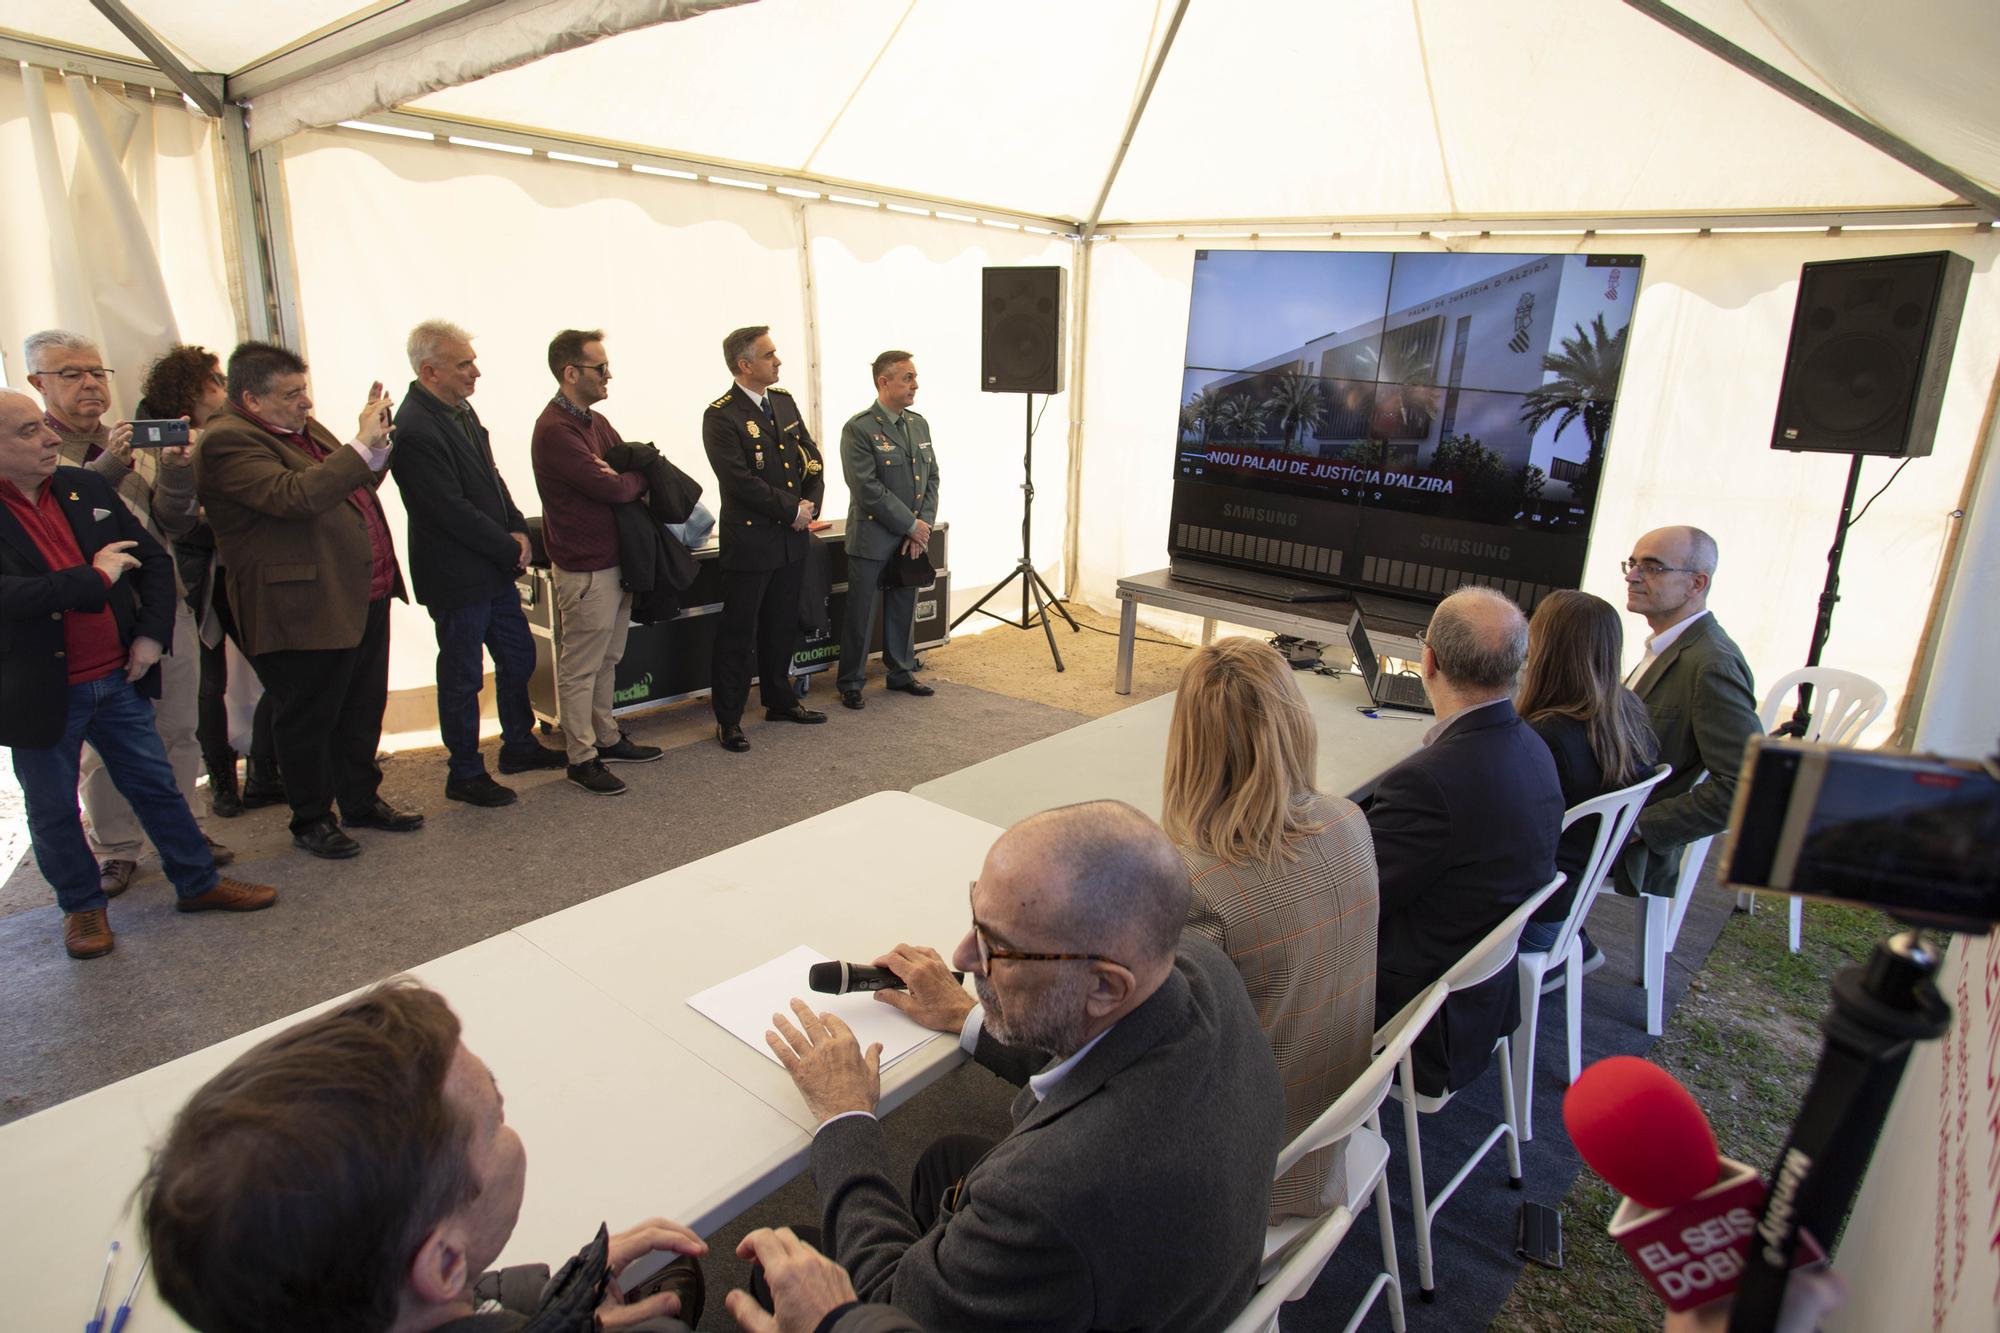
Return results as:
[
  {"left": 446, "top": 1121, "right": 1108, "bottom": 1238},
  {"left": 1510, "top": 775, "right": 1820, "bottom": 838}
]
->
[
  {"left": 1564, "top": 1057, "right": 1821, "bottom": 1314},
  {"left": 806, "top": 961, "right": 965, "bottom": 994}
]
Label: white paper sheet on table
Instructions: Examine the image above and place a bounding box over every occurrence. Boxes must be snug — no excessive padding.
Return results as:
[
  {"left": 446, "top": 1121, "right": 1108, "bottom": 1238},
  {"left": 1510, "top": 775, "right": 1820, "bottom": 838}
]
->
[{"left": 686, "top": 945, "right": 943, "bottom": 1071}]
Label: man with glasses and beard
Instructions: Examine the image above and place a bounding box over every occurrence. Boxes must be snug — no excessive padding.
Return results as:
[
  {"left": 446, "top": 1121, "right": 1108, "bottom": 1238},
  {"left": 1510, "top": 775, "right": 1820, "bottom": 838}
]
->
[
  {"left": 760, "top": 799, "right": 1283, "bottom": 1332},
  {"left": 1615, "top": 525, "right": 1761, "bottom": 897},
  {"left": 530, "top": 329, "right": 663, "bottom": 797}
]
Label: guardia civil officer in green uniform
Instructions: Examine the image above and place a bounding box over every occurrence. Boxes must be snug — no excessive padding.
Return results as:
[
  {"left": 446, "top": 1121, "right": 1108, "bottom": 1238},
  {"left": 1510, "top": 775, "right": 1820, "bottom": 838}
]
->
[
  {"left": 835, "top": 350, "right": 938, "bottom": 710},
  {"left": 703, "top": 325, "right": 827, "bottom": 752}
]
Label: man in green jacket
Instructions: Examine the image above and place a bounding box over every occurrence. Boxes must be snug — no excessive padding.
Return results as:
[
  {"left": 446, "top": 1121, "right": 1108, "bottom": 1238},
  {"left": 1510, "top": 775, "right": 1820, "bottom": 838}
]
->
[
  {"left": 1616, "top": 524, "right": 1762, "bottom": 897},
  {"left": 835, "top": 351, "right": 938, "bottom": 711}
]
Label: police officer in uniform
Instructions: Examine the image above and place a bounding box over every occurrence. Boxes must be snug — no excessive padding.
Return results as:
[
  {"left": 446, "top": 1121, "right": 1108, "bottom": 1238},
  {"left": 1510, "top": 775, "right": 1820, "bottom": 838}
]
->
[
  {"left": 704, "top": 326, "right": 827, "bottom": 752},
  {"left": 836, "top": 350, "right": 938, "bottom": 710}
]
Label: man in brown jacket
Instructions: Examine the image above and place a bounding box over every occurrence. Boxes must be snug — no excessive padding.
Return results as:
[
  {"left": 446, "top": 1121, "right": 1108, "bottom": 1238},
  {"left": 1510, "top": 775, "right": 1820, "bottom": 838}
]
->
[{"left": 196, "top": 341, "right": 424, "bottom": 859}]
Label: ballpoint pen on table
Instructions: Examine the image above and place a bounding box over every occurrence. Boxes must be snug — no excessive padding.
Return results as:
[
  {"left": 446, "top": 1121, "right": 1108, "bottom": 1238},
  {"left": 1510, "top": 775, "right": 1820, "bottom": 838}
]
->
[
  {"left": 108, "top": 1250, "right": 150, "bottom": 1333},
  {"left": 85, "top": 1239, "right": 119, "bottom": 1333}
]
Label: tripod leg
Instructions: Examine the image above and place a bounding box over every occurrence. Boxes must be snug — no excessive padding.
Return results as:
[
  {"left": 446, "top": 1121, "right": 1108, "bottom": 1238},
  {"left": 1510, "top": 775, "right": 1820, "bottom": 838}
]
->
[
  {"left": 950, "top": 565, "right": 1025, "bottom": 632},
  {"left": 1028, "top": 566, "right": 1079, "bottom": 632},
  {"left": 1026, "top": 570, "right": 1066, "bottom": 672}
]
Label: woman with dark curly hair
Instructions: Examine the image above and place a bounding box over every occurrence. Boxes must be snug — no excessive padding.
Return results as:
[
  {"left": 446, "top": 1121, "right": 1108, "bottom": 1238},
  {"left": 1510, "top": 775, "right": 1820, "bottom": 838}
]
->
[{"left": 140, "top": 345, "right": 282, "bottom": 817}]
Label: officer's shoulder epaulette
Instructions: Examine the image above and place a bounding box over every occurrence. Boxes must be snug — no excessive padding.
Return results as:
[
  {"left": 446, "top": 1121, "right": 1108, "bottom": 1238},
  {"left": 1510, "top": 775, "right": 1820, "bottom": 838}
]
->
[
  {"left": 709, "top": 392, "right": 733, "bottom": 410},
  {"left": 905, "top": 408, "right": 927, "bottom": 422},
  {"left": 768, "top": 385, "right": 794, "bottom": 397}
]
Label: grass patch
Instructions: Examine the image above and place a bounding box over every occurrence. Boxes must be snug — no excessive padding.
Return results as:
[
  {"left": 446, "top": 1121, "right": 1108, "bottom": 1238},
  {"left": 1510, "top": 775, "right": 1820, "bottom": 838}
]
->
[{"left": 1490, "top": 890, "right": 1895, "bottom": 1332}]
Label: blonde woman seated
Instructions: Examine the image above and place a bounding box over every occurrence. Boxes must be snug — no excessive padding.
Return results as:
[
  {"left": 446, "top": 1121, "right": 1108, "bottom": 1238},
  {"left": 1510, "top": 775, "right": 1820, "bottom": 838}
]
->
[{"left": 1163, "top": 637, "right": 1379, "bottom": 1221}]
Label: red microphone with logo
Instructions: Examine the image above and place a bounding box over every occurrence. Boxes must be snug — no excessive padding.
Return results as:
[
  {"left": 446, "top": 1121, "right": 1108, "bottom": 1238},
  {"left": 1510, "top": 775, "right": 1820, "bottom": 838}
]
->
[{"left": 1564, "top": 1056, "right": 1822, "bottom": 1314}]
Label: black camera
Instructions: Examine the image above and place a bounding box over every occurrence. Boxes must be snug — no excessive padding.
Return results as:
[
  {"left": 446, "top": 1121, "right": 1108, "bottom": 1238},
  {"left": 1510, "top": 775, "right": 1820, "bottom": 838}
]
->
[{"left": 1721, "top": 736, "right": 2000, "bottom": 933}]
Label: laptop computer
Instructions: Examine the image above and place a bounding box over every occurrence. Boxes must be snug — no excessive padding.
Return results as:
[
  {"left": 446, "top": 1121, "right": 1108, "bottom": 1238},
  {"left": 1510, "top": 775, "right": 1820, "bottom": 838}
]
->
[{"left": 1347, "top": 613, "right": 1433, "bottom": 713}]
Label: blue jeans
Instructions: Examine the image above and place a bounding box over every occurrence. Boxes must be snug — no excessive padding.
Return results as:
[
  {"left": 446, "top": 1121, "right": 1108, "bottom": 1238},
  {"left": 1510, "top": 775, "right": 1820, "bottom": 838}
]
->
[
  {"left": 432, "top": 587, "right": 539, "bottom": 780},
  {"left": 12, "top": 673, "right": 219, "bottom": 914}
]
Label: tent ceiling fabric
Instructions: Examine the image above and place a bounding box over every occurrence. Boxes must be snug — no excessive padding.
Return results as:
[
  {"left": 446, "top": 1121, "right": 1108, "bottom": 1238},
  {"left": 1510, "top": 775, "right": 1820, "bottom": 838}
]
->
[
  {"left": 244, "top": 0, "right": 749, "bottom": 151},
  {"left": 3, "top": 0, "right": 1994, "bottom": 216}
]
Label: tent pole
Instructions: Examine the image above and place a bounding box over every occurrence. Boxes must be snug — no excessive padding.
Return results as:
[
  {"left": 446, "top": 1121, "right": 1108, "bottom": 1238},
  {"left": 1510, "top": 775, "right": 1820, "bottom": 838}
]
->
[
  {"left": 1621, "top": 0, "right": 2000, "bottom": 219},
  {"left": 1061, "top": 233, "right": 1091, "bottom": 600},
  {"left": 792, "top": 200, "right": 825, "bottom": 448},
  {"left": 219, "top": 107, "right": 305, "bottom": 352},
  {"left": 86, "top": 0, "right": 223, "bottom": 117}
]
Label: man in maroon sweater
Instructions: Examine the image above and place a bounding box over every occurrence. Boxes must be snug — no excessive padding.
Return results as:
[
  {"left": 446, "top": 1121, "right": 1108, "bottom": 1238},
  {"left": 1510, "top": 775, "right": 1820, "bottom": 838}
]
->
[{"left": 529, "top": 330, "right": 663, "bottom": 797}]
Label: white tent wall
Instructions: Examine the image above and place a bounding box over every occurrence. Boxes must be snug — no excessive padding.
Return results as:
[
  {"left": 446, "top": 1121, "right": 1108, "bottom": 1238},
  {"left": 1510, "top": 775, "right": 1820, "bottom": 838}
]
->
[
  {"left": 1073, "top": 231, "right": 2000, "bottom": 746},
  {"left": 0, "top": 67, "right": 234, "bottom": 398},
  {"left": 275, "top": 125, "right": 1068, "bottom": 695}
]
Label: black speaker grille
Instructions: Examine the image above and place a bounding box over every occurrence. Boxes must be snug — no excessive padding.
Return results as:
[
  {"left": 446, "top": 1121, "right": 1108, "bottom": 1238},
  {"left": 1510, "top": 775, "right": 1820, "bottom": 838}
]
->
[{"left": 981, "top": 266, "right": 1065, "bottom": 394}]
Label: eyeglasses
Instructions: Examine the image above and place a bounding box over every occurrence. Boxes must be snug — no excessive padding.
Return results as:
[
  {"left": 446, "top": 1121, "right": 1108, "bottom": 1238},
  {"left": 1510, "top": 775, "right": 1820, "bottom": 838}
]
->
[
  {"left": 968, "top": 885, "right": 1126, "bottom": 971},
  {"left": 1620, "top": 558, "right": 1696, "bottom": 578},
  {"left": 569, "top": 361, "right": 610, "bottom": 377},
  {"left": 209, "top": 372, "right": 226, "bottom": 388},
  {"left": 38, "top": 367, "right": 114, "bottom": 383}
]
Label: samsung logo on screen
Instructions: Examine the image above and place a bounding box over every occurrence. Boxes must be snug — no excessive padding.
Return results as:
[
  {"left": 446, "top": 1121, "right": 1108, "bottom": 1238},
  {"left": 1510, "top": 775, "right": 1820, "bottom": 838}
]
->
[
  {"left": 1222, "top": 504, "right": 1299, "bottom": 527},
  {"left": 1420, "top": 534, "right": 1512, "bottom": 560}
]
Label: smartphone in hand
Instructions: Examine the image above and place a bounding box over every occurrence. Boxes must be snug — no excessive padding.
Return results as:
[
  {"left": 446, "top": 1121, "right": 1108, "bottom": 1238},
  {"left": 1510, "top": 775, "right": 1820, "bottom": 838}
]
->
[{"left": 129, "top": 419, "right": 191, "bottom": 447}]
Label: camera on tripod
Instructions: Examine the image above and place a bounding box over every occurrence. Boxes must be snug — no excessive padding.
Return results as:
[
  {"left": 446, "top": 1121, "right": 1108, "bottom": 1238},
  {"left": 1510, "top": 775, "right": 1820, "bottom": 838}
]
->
[
  {"left": 1705, "top": 735, "right": 1998, "bottom": 1331},
  {"left": 1721, "top": 736, "right": 2000, "bottom": 933}
]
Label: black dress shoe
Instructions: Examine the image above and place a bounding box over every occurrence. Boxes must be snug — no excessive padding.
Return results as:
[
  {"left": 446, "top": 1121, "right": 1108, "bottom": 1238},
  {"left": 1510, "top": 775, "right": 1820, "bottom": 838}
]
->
[
  {"left": 446, "top": 774, "right": 518, "bottom": 807},
  {"left": 717, "top": 724, "right": 751, "bottom": 752},
  {"left": 341, "top": 799, "right": 426, "bottom": 832},
  {"left": 886, "top": 679, "right": 936, "bottom": 697},
  {"left": 293, "top": 817, "right": 361, "bottom": 859},
  {"left": 840, "top": 689, "right": 865, "bottom": 710},
  {"left": 496, "top": 742, "right": 568, "bottom": 774},
  {"left": 764, "top": 704, "right": 828, "bottom": 724},
  {"left": 597, "top": 733, "right": 664, "bottom": 763}
]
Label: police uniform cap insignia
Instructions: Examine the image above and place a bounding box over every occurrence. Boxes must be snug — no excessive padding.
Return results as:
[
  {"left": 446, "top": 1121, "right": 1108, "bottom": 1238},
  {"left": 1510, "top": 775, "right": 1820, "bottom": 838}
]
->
[{"left": 746, "top": 419, "right": 761, "bottom": 439}]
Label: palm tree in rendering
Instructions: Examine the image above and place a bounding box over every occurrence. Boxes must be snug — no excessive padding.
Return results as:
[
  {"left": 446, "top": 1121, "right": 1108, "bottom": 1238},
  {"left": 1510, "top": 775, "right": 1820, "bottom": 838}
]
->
[
  {"left": 1212, "top": 395, "right": 1267, "bottom": 445},
  {"left": 1181, "top": 385, "right": 1226, "bottom": 446},
  {"left": 1262, "top": 373, "right": 1326, "bottom": 453},
  {"left": 1518, "top": 314, "right": 1629, "bottom": 511}
]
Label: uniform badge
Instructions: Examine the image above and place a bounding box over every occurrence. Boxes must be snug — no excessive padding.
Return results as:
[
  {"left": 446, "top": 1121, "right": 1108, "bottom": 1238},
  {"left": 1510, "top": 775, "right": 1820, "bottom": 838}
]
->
[
  {"left": 805, "top": 457, "right": 822, "bottom": 474},
  {"left": 746, "top": 419, "right": 761, "bottom": 439},
  {"left": 871, "top": 433, "right": 887, "bottom": 444},
  {"left": 754, "top": 449, "right": 765, "bottom": 469},
  {"left": 68, "top": 490, "right": 81, "bottom": 501}
]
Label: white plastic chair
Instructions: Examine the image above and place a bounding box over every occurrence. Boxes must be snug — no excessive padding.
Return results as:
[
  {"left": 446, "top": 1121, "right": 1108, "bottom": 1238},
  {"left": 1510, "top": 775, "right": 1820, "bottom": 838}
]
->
[
  {"left": 1512, "top": 763, "right": 1671, "bottom": 1140},
  {"left": 1389, "top": 873, "right": 1565, "bottom": 1302},
  {"left": 1742, "top": 667, "right": 1888, "bottom": 950},
  {"left": 1227, "top": 981, "right": 1450, "bottom": 1333},
  {"left": 1636, "top": 826, "right": 1714, "bottom": 1035}
]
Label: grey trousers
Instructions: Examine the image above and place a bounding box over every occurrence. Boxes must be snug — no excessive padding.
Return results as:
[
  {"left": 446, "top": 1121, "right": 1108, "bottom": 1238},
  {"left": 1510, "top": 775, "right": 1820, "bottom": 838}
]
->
[{"left": 837, "top": 552, "right": 918, "bottom": 692}]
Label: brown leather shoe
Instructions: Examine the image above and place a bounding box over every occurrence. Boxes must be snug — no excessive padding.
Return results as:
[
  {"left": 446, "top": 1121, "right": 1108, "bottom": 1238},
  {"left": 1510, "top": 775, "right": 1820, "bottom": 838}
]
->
[
  {"left": 175, "top": 877, "right": 278, "bottom": 914},
  {"left": 64, "top": 909, "right": 114, "bottom": 959},
  {"left": 99, "top": 858, "right": 138, "bottom": 899},
  {"left": 205, "top": 836, "right": 236, "bottom": 867}
]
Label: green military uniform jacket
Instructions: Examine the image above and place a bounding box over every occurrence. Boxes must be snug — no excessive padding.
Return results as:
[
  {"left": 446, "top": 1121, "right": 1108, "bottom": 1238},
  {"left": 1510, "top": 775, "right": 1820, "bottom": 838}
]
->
[
  {"left": 702, "top": 383, "right": 825, "bottom": 572},
  {"left": 839, "top": 402, "right": 938, "bottom": 563},
  {"left": 1616, "top": 612, "right": 1761, "bottom": 897}
]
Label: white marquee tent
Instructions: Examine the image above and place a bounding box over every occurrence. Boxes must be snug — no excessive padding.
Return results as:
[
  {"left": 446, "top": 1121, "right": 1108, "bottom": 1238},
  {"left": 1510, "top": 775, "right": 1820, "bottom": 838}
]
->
[{"left": 2, "top": 0, "right": 1997, "bottom": 766}]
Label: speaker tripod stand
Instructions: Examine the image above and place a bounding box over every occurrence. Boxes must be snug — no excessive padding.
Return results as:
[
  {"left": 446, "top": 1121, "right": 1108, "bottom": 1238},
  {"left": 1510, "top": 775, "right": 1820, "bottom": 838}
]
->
[{"left": 950, "top": 393, "right": 1078, "bottom": 670}]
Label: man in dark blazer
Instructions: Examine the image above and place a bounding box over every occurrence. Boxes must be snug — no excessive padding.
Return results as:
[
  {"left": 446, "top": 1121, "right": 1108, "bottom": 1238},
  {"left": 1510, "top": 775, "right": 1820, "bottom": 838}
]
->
[
  {"left": 1367, "top": 586, "right": 1563, "bottom": 1097},
  {"left": 390, "top": 321, "right": 565, "bottom": 810},
  {"left": 0, "top": 389, "right": 274, "bottom": 959},
  {"left": 835, "top": 350, "right": 938, "bottom": 710},
  {"left": 763, "top": 800, "right": 1283, "bottom": 1332},
  {"left": 197, "top": 342, "right": 423, "bottom": 860},
  {"left": 1616, "top": 525, "right": 1761, "bottom": 897},
  {"left": 703, "top": 326, "right": 827, "bottom": 752}
]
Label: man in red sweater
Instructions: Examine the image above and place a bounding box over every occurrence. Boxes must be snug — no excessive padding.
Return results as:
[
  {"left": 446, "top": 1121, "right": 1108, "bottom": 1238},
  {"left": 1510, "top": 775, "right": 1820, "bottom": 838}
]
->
[
  {"left": 530, "top": 330, "right": 663, "bottom": 796},
  {"left": 0, "top": 389, "right": 275, "bottom": 959}
]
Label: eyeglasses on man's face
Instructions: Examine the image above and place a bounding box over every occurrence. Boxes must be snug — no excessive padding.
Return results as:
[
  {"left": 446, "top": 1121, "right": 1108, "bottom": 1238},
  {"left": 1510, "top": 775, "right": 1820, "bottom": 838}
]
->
[
  {"left": 1621, "top": 557, "right": 1694, "bottom": 579},
  {"left": 569, "top": 361, "right": 610, "bottom": 377},
  {"left": 967, "top": 883, "right": 1126, "bottom": 972},
  {"left": 38, "top": 367, "right": 114, "bottom": 383}
]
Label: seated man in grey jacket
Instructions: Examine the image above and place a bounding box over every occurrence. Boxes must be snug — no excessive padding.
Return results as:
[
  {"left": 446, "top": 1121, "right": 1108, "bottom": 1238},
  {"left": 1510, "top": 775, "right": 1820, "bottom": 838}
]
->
[{"left": 766, "top": 799, "right": 1285, "bottom": 1332}]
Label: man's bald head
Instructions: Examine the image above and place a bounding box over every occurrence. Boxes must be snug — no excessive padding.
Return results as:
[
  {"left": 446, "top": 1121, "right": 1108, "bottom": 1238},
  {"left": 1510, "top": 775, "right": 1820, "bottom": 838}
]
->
[
  {"left": 0, "top": 388, "right": 63, "bottom": 492},
  {"left": 1639, "top": 525, "right": 1718, "bottom": 577},
  {"left": 1424, "top": 586, "right": 1529, "bottom": 694},
  {"left": 988, "top": 800, "right": 1190, "bottom": 972}
]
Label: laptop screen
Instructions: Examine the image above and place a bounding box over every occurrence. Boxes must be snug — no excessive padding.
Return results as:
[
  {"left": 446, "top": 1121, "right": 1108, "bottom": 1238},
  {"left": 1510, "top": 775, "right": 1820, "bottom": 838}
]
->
[{"left": 1347, "top": 616, "right": 1381, "bottom": 688}]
